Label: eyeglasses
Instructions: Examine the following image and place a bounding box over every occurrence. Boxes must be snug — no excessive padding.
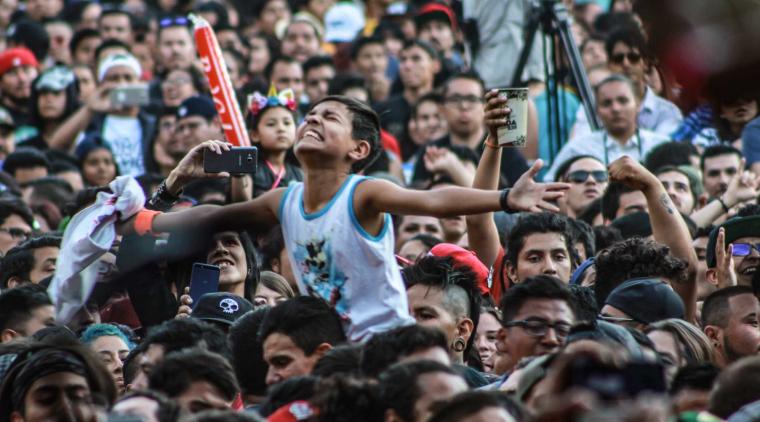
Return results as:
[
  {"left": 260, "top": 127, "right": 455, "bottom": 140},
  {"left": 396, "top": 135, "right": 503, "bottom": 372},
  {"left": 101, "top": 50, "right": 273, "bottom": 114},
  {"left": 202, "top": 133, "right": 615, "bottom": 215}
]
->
[
  {"left": 731, "top": 243, "right": 760, "bottom": 257},
  {"left": 566, "top": 170, "right": 608, "bottom": 183},
  {"left": 610, "top": 52, "right": 642, "bottom": 65},
  {"left": 444, "top": 95, "right": 484, "bottom": 108},
  {"left": 163, "top": 76, "right": 191, "bottom": 87},
  {"left": 0, "top": 227, "right": 31, "bottom": 240},
  {"left": 159, "top": 16, "right": 189, "bottom": 28},
  {"left": 503, "top": 318, "right": 572, "bottom": 340}
]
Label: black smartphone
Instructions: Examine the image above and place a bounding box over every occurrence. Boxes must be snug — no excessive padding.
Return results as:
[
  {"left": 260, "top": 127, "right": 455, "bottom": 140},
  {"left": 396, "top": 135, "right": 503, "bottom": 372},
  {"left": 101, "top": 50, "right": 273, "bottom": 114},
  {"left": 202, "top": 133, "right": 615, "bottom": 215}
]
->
[
  {"left": 203, "top": 146, "right": 258, "bottom": 174},
  {"left": 569, "top": 356, "right": 666, "bottom": 401},
  {"left": 189, "top": 263, "right": 220, "bottom": 306}
]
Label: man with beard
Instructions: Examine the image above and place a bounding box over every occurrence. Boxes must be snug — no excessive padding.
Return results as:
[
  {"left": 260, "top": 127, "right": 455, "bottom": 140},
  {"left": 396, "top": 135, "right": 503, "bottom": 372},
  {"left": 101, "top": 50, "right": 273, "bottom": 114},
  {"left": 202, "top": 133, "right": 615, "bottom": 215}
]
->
[
  {"left": 706, "top": 215, "right": 760, "bottom": 287},
  {"left": 656, "top": 166, "right": 698, "bottom": 215},
  {"left": 494, "top": 275, "right": 575, "bottom": 375},
  {"left": 702, "top": 286, "right": 760, "bottom": 367},
  {"left": 280, "top": 17, "right": 322, "bottom": 64},
  {"left": 0, "top": 48, "right": 39, "bottom": 127},
  {"left": 700, "top": 145, "right": 743, "bottom": 200},
  {"left": 553, "top": 155, "right": 608, "bottom": 218},
  {"left": 156, "top": 17, "right": 197, "bottom": 73}
]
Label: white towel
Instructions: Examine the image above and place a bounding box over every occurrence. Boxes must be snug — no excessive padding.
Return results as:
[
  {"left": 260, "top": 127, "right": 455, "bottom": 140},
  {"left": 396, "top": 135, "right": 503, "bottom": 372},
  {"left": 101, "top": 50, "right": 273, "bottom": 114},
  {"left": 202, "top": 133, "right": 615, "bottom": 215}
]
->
[{"left": 47, "top": 176, "right": 145, "bottom": 323}]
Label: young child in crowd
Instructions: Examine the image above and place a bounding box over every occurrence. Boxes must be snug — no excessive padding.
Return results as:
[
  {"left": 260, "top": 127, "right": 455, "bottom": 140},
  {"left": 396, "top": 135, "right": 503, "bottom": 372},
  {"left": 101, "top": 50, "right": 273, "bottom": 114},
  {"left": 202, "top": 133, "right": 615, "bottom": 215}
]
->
[
  {"left": 247, "top": 86, "right": 303, "bottom": 197},
  {"left": 125, "top": 95, "right": 568, "bottom": 341}
]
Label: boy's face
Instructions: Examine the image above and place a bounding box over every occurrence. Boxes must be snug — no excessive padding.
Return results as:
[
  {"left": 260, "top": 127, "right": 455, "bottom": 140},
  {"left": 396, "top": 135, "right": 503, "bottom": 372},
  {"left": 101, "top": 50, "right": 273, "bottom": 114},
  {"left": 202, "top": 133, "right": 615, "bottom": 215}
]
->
[{"left": 296, "top": 100, "right": 366, "bottom": 168}]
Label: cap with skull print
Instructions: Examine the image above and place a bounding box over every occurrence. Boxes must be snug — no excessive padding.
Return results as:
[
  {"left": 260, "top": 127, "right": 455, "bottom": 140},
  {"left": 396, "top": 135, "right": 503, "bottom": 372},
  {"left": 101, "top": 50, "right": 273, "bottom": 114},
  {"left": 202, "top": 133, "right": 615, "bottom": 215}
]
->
[{"left": 191, "top": 292, "right": 254, "bottom": 326}]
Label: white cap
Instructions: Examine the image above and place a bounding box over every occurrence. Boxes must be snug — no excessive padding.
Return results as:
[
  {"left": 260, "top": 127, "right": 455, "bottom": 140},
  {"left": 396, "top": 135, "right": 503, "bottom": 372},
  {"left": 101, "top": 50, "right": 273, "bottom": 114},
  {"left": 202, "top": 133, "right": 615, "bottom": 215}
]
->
[{"left": 97, "top": 53, "right": 142, "bottom": 82}]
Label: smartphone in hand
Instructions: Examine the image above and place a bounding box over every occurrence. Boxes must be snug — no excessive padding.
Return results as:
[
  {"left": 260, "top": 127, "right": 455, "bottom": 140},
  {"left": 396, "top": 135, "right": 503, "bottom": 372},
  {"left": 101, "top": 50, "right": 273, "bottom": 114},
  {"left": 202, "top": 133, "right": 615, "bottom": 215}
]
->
[
  {"left": 109, "top": 85, "right": 150, "bottom": 107},
  {"left": 203, "top": 146, "right": 258, "bottom": 175},
  {"left": 189, "top": 263, "right": 220, "bottom": 307}
]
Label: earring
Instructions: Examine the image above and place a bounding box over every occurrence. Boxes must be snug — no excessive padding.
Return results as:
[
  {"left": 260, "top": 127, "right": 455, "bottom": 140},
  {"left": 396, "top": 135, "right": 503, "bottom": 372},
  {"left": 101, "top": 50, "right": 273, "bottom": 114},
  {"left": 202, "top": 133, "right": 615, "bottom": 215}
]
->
[{"left": 452, "top": 337, "right": 466, "bottom": 353}]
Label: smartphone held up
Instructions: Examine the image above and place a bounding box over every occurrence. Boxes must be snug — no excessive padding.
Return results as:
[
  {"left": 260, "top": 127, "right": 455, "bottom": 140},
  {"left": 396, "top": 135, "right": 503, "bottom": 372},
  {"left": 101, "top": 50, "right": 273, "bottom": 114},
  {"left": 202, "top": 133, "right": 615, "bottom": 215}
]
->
[{"left": 203, "top": 146, "right": 258, "bottom": 175}]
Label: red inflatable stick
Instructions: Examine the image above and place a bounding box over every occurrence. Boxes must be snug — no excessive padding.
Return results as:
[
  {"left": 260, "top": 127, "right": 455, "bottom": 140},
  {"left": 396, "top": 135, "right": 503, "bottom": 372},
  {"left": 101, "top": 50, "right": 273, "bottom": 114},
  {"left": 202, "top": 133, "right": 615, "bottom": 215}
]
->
[{"left": 190, "top": 14, "right": 250, "bottom": 146}]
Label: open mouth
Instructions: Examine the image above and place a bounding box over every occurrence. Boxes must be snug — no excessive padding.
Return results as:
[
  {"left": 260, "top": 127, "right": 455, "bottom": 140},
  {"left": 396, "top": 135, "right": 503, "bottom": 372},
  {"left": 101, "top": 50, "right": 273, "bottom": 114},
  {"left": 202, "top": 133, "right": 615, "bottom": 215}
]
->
[
  {"left": 739, "top": 266, "right": 757, "bottom": 276},
  {"left": 211, "top": 258, "right": 235, "bottom": 270},
  {"left": 302, "top": 129, "right": 323, "bottom": 142}
]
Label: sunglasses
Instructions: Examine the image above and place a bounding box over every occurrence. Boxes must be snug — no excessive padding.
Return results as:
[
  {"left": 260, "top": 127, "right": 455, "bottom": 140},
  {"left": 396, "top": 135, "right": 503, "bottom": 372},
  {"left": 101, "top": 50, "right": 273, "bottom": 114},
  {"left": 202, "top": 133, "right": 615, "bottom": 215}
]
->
[
  {"left": 610, "top": 52, "right": 642, "bottom": 64},
  {"left": 566, "top": 170, "right": 608, "bottom": 183},
  {"left": 732, "top": 243, "right": 760, "bottom": 257},
  {"left": 159, "top": 16, "right": 189, "bottom": 28}
]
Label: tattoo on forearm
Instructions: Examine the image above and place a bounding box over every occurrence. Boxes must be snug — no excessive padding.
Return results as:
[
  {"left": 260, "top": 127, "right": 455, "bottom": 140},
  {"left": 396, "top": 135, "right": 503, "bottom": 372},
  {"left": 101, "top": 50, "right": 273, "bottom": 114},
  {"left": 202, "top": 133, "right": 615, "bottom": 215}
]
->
[{"left": 659, "top": 193, "right": 674, "bottom": 214}]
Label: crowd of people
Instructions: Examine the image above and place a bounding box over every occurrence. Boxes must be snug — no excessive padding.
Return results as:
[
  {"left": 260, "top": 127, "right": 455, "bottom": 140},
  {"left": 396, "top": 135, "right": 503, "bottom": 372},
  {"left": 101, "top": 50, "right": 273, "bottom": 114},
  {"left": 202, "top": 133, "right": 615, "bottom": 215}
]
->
[{"left": 0, "top": 0, "right": 759, "bottom": 420}]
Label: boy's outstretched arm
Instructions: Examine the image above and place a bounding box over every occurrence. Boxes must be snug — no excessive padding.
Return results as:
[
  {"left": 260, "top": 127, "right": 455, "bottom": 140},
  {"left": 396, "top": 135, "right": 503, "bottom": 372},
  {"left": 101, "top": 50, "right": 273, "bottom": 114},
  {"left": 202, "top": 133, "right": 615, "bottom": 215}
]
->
[{"left": 356, "top": 162, "right": 568, "bottom": 219}]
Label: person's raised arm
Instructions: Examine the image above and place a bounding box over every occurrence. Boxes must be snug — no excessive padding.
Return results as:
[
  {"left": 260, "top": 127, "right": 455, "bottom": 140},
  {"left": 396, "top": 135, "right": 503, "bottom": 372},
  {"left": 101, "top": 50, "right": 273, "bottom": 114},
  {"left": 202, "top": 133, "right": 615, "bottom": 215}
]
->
[
  {"left": 608, "top": 156, "right": 699, "bottom": 322},
  {"left": 49, "top": 84, "right": 113, "bottom": 151},
  {"left": 465, "top": 89, "right": 509, "bottom": 267}
]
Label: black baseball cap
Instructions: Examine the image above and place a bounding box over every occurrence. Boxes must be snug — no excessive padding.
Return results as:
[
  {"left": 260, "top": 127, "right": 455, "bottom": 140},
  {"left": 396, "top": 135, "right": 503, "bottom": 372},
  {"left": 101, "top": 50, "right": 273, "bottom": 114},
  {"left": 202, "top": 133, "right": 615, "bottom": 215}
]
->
[
  {"left": 706, "top": 215, "right": 760, "bottom": 267},
  {"left": 604, "top": 277, "right": 685, "bottom": 324},
  {"left": 176, "top": 95, "right": 217, "bottom": 120},
  {"left": 610, "top": 211, "right": 652, "bottom": 239},
  {"left": 191, "top": 292, "right": 254, "bottom": 326}
]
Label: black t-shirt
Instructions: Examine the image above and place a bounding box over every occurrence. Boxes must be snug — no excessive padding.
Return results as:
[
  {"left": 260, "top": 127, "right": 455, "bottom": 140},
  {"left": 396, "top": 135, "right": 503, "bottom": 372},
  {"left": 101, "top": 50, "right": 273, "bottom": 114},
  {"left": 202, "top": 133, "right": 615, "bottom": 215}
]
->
[{"left": 252, "top": 157, "right": 303, "bottom": 198}]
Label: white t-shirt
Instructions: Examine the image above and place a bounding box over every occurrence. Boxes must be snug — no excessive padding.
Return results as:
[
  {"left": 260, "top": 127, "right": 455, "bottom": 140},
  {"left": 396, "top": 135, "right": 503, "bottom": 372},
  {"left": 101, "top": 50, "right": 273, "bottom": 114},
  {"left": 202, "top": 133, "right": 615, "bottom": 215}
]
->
[{"left": 102, "top": 115, "right": 144, "bottom": 176}]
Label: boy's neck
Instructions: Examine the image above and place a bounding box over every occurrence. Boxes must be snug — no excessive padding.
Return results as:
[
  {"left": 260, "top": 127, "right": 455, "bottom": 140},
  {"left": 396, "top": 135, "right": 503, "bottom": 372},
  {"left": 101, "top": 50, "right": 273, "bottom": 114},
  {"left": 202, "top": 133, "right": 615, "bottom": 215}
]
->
[
  {"left": 403, "top": 83, "right": 432, "bottom": 105},
  {"left": 302, "top": 168, "right": 351, "bottom": 213},
  {"left": 450, "top": 126, "right": 486, "bottom": 150},
  {"left": 219, "top": 280, "right": 245, "bottom": 297}
]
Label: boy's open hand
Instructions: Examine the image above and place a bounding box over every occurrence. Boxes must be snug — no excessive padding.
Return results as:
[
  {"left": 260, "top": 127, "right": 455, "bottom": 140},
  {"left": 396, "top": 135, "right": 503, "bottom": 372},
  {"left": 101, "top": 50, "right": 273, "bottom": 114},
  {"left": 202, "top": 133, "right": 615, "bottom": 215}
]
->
[
  {"left": 509, "top": 159, "right": 570, "bottom": 212},
  {"left": 166, "top": 140, "right": 232, "bottom": 195},
  {"left": 484, "top": 89, "right": 511, "bottom": 141},
  {"left": 608, "top": 156, "right": 659, "bottom": 193}
]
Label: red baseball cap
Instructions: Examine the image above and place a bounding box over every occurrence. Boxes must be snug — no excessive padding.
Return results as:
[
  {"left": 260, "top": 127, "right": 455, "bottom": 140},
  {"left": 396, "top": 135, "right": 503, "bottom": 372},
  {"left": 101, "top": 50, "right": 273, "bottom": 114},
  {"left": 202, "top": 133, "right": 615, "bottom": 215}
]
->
[
  {"left": 429, "top": 243, "right": 490, "bottom": 295},
  {"left": 0, "top": 47, "right": 39, "bottom": 77},
  {"left": 416, "top": 2, "right": 457, "bottom": 31},
  {"left": 267, "top": 400, "right": 317, "bottom": 422}
]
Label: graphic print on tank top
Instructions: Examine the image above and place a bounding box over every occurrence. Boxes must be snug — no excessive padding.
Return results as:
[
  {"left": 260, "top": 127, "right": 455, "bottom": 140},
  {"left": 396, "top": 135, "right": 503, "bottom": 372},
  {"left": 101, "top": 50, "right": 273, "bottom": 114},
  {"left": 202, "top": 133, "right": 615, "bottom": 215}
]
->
[{"left": 292, "top": 236, "right": 348, "bottom": 316}]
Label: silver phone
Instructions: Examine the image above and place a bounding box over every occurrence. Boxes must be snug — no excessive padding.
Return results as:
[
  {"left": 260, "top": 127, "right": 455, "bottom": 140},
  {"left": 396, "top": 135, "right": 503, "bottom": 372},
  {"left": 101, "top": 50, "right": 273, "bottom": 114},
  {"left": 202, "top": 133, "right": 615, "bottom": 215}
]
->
[{"left": 109, "top": 85, "right": 150, "bottom": 107}]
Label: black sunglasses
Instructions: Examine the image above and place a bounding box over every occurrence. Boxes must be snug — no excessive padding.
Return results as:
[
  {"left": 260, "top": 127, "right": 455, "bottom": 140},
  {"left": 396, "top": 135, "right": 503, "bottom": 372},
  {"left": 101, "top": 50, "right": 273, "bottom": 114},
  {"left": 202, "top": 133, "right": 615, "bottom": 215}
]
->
[
  {"left": 611, "top": 52, "right": 642, "bottom": 64},
  {"left": 566, "top": 170, "right": 608, "bottom": 183}
]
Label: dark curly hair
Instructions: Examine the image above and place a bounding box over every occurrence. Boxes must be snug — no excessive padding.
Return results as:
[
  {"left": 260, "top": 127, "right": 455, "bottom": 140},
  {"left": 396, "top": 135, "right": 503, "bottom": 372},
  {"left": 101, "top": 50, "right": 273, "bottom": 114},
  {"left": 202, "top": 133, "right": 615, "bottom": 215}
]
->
[{"left": 594, "top": 237, "right": 688, "bottom": 305}]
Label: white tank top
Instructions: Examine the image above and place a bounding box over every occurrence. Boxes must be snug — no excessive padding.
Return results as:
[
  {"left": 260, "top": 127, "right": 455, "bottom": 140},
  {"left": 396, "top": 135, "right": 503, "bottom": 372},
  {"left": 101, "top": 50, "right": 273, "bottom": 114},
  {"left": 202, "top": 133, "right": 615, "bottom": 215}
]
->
[{"left": 279, "top": 175, "right": 414, "bottom": 341}]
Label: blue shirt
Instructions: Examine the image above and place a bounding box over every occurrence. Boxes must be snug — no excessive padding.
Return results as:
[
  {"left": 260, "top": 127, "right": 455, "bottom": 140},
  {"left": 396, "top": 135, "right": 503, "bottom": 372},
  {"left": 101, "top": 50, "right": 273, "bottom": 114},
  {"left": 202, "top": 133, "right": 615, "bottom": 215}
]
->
[{"left": 742, "top": 116, "right": 760, "bottom": 166}]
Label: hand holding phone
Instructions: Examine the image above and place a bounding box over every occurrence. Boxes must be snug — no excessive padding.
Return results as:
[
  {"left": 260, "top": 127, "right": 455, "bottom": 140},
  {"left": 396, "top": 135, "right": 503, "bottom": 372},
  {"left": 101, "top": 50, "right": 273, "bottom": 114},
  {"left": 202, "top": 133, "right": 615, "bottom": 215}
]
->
[
  {"left": 109, "top": 84, "right": 150, "bottom": 108},
  {"left": 204, "top": 146, "right": 258, "bottom": 175}
]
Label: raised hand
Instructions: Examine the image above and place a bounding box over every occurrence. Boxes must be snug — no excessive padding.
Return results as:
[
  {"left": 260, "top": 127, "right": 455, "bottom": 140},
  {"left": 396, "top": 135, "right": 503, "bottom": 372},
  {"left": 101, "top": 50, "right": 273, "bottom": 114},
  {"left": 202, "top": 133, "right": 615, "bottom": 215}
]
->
[
  {"left": 85, "top": 83, "right": 115, "bottom": 114},
  {"left": 176, "top": 287, "right": 193, "bottom": 318},
  {"left": 509, "top": 159, "right": 570, "bottom": 212},
  {"left": 723, "top": 158, "right": 758, "bottom": 208},
  {"left": 715, "top": 227, "right": 737, "bottom": 289},
  {"left": 483, "top": 89, "right": 511, "bottom": 141},
  {"left": 608, "top": 155, "right": 660, "bottom": 193},
  {"left": 166, "top": 140, "right": 232, "bottom": 195}
]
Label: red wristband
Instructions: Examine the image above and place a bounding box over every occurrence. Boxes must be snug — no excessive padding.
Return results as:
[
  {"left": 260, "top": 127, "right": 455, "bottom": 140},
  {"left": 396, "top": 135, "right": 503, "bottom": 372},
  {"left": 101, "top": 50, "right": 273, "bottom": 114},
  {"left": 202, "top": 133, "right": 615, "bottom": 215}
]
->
[{"left": 134, "top": 209, "right": 161, "bottom": 236}]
